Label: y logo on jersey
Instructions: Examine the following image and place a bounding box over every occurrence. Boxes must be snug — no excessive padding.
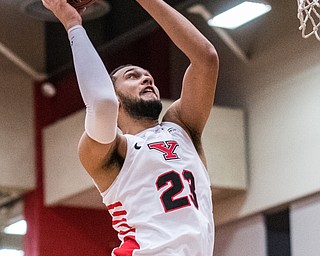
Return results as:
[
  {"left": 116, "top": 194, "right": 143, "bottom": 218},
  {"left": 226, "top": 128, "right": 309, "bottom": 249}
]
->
[{"left": 148, "top": 141, "right": 180, "bottom": 160}]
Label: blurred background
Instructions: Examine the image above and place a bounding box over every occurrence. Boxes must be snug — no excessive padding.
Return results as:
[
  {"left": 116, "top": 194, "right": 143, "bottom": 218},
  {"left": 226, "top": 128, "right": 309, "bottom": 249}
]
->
[{"left": 1, "top": 0, "right": 320, "bottom": 255}]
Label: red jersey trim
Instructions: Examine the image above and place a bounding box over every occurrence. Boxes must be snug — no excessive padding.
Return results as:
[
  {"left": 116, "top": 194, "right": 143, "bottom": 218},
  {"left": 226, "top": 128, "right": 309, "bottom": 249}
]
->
[{"left": 113, "top": 235, "right": 140, "bottom": 256}]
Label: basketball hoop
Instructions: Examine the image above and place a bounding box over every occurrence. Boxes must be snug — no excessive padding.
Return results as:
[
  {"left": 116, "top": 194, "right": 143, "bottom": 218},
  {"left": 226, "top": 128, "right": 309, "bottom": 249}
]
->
[{"left": 297, "top": 0, "right": 320, "bottom": 40}]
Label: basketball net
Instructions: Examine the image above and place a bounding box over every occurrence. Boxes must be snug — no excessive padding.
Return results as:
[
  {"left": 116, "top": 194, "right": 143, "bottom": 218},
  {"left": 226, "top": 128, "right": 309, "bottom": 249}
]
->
[{"left": 297, "top": 0, "right": 320, "bottom": 40}]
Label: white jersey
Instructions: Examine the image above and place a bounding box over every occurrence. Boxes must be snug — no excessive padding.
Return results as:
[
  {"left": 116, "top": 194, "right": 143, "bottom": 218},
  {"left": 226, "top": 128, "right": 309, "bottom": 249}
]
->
[{"left": 99, "top": 122, "right": 214, "bottom": 256}]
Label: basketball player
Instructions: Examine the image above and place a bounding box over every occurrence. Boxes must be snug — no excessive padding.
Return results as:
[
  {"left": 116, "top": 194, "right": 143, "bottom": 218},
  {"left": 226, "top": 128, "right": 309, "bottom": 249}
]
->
[{"left": 42, "top": 0, "right": 219, "bottom": 255}]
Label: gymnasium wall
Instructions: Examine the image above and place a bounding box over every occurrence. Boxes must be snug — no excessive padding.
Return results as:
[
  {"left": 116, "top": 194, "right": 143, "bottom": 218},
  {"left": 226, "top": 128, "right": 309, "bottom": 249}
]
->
[
  {"left": 0, "top": 55, "right": 35, "bottom": 192},
  {"left": 2, "top": 2, "right": 320, "bottom": 253},
  {"left": 0, "top": 3, "right": 45, "bottom": 195},
  {"left": 290, "top": 193, "right": 320, "bottom": 255},
  {"left": 214, "top": 32, "right": 320, "bottom": 225},
  {"left": 23, "top": 74, "right": 118, "bottom": 256},
  {"left": 214, "top": 214, "right": 266, "bottom": 256}
]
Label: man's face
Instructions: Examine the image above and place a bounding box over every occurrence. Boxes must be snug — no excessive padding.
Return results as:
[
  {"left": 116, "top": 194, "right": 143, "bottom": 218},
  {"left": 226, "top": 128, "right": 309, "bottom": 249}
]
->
[
  {"left": 113, "top": 66, "right": 162, "bottom": 120},
  {"left": 113, "top": 66, "right": 160, "bottom": 100}
]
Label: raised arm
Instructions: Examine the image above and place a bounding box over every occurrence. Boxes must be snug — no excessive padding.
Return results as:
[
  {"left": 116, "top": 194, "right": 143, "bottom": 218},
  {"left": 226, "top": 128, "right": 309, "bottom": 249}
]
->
[
  {"left": 42, "top": 0, "right": 121, "bottom": 190},
  {"left": 136, "top": 0, "right": 219, "bottom": 137}
]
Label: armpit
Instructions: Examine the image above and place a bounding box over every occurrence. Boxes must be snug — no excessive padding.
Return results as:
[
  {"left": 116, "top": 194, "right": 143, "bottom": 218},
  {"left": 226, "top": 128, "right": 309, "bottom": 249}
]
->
[{"left": 102, "top": 139, "right": 124, "bottom": 170}]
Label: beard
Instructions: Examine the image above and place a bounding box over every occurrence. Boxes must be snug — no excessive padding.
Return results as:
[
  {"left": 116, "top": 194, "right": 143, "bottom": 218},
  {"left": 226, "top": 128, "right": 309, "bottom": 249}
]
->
[{"left": 117, "top": 92, "right": 163, "bottom": 121}]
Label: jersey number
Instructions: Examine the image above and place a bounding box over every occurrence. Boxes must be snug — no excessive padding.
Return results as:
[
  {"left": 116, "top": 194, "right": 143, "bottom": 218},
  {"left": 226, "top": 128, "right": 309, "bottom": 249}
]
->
[{"left": 156, "top": 170, "right": 199, "bottom": 212}]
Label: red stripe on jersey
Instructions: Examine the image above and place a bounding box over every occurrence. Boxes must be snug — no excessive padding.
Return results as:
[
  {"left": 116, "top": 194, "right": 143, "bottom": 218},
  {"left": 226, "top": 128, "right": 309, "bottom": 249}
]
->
[
  {"left": 113, "top": 235, "right": 140, "bottom": 256},
  {"left": 112, "top": 210, "right": 127, "bottom": 217},
  {"left": 112, "top": 218, "right": 127, "bottom": 226},
  {"left": 107, "top": 201, "right": 123, "bottom": 210},
  {"left": 119, "top": 228, "right": 136, "bottom": 236},
  {"left": 118, "top": 223, "right": 133, "bottom": 229}
]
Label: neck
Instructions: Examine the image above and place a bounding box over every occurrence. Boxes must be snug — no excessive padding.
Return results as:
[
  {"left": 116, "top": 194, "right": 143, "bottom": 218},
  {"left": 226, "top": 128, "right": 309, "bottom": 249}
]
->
[{"left": 119, "top": 115, "right": 159, "bottom": 135}]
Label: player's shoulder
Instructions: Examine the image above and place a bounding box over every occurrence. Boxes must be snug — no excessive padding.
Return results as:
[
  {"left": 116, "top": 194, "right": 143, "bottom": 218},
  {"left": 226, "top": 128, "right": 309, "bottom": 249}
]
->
[
  {"left": 162, "top": 103, "right": 196, "bottom": 140},
  {"left": 162, "top": 101, "right": 188, "bottom": 131},
  {"left": 162, "top": 105, "right": 203, "bottom": 154}
]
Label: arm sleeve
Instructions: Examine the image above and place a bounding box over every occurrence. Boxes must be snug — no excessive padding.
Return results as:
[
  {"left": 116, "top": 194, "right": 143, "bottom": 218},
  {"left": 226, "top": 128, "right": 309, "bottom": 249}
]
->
[{"left": 68, "top": 25, "right": 118, "bottom": 144}]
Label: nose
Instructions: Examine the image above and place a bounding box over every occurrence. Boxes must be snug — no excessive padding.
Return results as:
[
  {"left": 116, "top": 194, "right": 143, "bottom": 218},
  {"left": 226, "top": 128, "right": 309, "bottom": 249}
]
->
[{"left": 142, "top": 76, "right": 152, "bottom": 85}]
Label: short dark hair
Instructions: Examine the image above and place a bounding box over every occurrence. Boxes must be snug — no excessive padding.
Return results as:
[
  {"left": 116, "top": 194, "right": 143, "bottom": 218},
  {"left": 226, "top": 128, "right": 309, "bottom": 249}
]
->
[{"left": 109, "top": 64, "right": 134, "bottom": 84}]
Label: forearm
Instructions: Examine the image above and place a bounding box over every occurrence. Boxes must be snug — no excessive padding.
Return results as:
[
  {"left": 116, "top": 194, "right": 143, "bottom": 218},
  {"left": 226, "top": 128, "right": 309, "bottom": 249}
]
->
[
  {"left": 136, "top": 0, "right": 217, "bottom": 64},
  {"left": 68, "top": 25, "right": 118, "bottom": 144}
]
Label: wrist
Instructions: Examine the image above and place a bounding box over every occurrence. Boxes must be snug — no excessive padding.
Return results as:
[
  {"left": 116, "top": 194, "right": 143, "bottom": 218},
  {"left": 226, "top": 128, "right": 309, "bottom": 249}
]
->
[
  {"left": 65, "top": 19, "right": 82, "bottom": 31},
  {"left": 56, "top": 7, "right": 82, "bottom": 31}
]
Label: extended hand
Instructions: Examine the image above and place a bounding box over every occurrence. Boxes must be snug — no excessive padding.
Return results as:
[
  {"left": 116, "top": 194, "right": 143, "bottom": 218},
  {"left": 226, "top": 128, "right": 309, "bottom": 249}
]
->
[{"left": 42, "top": 0, "right": 82, "bottom": 30}]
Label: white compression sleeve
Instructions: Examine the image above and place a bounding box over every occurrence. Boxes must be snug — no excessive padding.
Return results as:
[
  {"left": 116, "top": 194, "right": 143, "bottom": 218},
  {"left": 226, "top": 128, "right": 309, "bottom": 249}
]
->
[{"left": 68, "top": 25, "right": 118, "bottom": 144}]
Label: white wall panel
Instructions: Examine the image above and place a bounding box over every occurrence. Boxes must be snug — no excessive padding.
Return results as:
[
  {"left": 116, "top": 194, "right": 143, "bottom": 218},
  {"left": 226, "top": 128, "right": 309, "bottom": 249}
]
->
[
  {"left": 290, "top": 193, "right": 320, "bottom": 256},
  {"left": 214, "top": 214, "right": 266, "bottom": 256},
  {"left": 44, "top": 110, "right": 94, "bottom": 206}
]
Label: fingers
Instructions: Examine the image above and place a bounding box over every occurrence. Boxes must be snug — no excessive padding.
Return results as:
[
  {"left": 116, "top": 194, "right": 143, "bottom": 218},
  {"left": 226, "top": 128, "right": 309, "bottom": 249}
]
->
[
  {"left": 41, "top": 0, "right": 83, "bottom": 31},
  {"left": 41, "top": 0, "right": 49, "bottom": 9},
  {"left": 78, "top": 7, "right": 87, "bottom": 15}
]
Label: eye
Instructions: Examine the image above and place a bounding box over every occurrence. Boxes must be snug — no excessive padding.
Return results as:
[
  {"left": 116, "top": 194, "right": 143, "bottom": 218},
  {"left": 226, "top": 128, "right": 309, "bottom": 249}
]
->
[{"left": 126, "top": 72, "right": 138, "bottom": 79}]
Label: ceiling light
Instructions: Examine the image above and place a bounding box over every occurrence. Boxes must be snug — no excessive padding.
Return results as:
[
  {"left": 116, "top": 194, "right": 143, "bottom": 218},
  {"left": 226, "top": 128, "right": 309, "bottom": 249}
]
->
[
  {"left": 208, "top": 1, "right": 272, "bottom": 29},
  {"left": 3, "top": 220, "right": 27, "bottom": 235},
  {"left": 0, "top": 249, "right": 24, "bottom": 256}
]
